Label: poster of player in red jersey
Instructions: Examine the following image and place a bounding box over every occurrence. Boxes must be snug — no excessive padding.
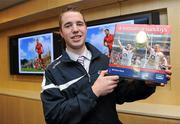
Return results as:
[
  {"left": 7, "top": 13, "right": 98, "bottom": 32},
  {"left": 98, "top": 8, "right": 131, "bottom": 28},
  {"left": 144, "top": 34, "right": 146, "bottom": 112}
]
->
[
  {"left": 104, "top": 29, "right": 114, "bottom": 57},
  {"left": 86, "top": 20, "right": 134, "bottom": 57},
  {"left": 35, "top": 39, "right": 45, "bottom": 70}
]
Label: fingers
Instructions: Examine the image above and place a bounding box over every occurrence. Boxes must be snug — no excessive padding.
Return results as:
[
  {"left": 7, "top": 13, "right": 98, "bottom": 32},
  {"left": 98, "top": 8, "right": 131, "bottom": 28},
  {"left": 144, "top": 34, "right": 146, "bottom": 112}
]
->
[
  {"left": 166, "top": 65, "right": 172, "bottom": 70},
  {"left": 98, "top": 70, "right": 108, "bottom": 77},
  {"left": 104, "top": 83, "right": 118, "bottom": 95},
  {"left": 165, "top": 68, "right": 172, "bottom": 81},
  {"left": 165, "top": 69, "right": 172, "bottom": 75},
  {"left": 164, "top": 64, "right": 172, "bottom": 81},
  {"left": 93, "top": 70, "right": 120, "bottom": 97},
  {"left": 166, "top": 75, "right": 171, "bottom": 80},
  {"left": 160, "top": 83, "right": 165, "bottom": 87},
  {"left": 98, "top": 70, "right": 119, "bottom": 81},
  {"left": 106, "top": 75, "right": 119, "bottom": 81}
]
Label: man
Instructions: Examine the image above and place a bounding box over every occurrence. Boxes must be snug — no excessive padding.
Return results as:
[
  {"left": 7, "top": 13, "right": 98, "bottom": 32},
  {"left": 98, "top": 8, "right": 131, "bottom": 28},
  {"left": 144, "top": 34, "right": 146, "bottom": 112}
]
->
[
  {"left": 35, "top": 39, "right": 45, "bottom": 69},
  {"left": 41, "top": 6, "right": 172, "bottom": 124},
  {"left": 145, "top": 44, "right": 168, "bottom": 70},
  {"left": 118, "top": 40, "right": 134, "bottom": 66},
  {"left": 35, "top": 39, "right": 43, "bottom": 60},
  {"left": 104, "top": 29, "right": 114, "bottom": 57}
]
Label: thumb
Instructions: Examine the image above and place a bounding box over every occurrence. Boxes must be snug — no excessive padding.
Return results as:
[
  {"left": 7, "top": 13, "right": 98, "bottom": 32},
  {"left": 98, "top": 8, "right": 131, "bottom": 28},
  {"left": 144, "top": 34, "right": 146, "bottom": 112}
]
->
[{"left": 99, "top": 70, "right": 108, "bottom": 77}]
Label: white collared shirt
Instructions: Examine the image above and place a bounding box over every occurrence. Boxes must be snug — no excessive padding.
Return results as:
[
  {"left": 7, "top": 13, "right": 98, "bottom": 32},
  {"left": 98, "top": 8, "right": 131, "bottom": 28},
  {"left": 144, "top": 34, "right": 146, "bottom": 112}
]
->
[{"left": 66, "top": 47, "right": 92, "bottom": 73}]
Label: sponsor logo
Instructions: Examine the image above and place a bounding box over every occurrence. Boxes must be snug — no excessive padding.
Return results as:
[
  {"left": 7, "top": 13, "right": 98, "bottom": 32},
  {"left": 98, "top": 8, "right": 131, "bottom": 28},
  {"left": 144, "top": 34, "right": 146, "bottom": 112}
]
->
[{"left": 155, "top": 74, "right": 164, "bottom": 80}]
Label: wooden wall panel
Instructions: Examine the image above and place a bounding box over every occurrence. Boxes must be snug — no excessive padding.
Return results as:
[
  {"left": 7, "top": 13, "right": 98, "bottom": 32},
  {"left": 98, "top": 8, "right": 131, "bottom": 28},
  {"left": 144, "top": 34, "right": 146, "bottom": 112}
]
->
[
  {"left": 118, "top": 113, "right": 180, "bottom": 124},
  {"left": 0, "top": 95, "right": 45, "bottom": 124},
  {"left": 0, "top": 94, "right": 180, "bottom": 124}
]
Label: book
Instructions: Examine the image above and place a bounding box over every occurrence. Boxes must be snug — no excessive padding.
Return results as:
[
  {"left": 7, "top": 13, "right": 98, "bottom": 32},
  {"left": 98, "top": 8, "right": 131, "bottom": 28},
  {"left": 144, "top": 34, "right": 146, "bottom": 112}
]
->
[{"left": 108, "top": 24, "right": 171, "bottom": 83}]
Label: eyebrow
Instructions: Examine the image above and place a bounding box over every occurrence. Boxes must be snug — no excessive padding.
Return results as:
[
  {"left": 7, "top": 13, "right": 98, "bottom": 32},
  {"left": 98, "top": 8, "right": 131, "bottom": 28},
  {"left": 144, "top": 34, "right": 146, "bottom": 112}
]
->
[
  {"left": 63, "top": 20, "right": 85, "bottom": 26},
  {"left": 76, "top": 20, "right": 84, "bottom": 23}
]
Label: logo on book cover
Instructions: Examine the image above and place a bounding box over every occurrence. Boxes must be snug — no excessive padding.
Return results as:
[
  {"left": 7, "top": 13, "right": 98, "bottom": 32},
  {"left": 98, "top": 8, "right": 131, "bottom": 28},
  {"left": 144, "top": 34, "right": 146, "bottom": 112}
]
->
[{"left": 155, "top": 74, "right": 165, "bottom": 80}]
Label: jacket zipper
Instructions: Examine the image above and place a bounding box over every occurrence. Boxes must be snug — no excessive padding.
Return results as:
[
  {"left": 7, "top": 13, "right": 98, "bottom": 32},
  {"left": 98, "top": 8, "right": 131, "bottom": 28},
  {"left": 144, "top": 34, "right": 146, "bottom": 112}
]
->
[
  {"left": 87, "top": 73, "right": 91, "bottom": 83},
  {"left": 77, "top": 61, "right": 91, "bottom": 83}
]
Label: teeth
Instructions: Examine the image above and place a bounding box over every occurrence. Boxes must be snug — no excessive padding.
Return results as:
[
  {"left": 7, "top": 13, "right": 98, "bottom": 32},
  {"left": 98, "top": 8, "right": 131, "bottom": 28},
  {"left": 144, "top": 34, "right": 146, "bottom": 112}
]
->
[{"left": 72, "top": 35, "right": 81, "bottom": 39}]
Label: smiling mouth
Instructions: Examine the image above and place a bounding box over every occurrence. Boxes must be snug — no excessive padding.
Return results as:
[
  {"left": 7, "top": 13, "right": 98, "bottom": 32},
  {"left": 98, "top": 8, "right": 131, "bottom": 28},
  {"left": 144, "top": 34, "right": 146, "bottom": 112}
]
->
[{"left": 71, "top": 35, "right": 82, "bottom": 40}]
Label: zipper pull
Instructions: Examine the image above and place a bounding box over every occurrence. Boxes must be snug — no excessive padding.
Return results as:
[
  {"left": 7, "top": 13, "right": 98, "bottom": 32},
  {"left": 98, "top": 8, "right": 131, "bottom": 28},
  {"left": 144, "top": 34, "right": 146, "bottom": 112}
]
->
[{"left": 88, "top": 73, "right": 91, "bottom": 82}]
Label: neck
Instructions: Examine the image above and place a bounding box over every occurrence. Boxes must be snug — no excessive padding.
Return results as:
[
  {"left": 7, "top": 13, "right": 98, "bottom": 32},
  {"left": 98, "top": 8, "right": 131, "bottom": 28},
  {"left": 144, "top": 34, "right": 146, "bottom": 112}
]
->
[{"left": 66, "top": 45, "right": 86, "bottom": 55}]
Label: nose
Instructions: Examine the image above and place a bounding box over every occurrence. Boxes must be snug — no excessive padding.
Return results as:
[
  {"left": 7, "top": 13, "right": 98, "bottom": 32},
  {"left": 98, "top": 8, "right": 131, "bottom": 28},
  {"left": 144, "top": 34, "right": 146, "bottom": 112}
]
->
[{"left": 72, "top": 24, "right": 79, "bottom": 33}]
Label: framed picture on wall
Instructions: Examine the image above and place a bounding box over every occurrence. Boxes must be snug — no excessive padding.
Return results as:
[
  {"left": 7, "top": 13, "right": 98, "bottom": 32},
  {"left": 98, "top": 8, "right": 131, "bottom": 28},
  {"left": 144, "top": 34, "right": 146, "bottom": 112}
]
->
[
  {"left": 86, "top": 10, "right": 160, "bottom": 57},
  {"left": 9, "top": 28, "right": 63, "bottom": 75},
  {"left": 18, "top": 33, "right": 54, "bottom": 74}
]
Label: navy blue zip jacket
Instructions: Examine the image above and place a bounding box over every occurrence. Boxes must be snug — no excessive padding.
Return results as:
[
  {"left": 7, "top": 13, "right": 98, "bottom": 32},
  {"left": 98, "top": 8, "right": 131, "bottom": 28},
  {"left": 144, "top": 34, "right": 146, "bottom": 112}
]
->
[{"left": 41, "top": 43, "right": 155, "bottom": 124}]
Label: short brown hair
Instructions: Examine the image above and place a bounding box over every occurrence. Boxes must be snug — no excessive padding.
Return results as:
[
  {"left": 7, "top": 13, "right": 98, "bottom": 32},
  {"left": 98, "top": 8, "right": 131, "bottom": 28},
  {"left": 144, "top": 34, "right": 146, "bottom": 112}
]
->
[{"left": 59, "top": 6, "right": 86, "bottom": 30}]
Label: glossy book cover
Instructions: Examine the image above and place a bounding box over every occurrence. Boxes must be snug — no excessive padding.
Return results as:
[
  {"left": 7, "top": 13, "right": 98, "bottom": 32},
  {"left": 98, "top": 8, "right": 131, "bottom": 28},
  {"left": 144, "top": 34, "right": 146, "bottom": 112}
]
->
[{"left": 108, "top": 24, "right": 171, "bottom": 83}]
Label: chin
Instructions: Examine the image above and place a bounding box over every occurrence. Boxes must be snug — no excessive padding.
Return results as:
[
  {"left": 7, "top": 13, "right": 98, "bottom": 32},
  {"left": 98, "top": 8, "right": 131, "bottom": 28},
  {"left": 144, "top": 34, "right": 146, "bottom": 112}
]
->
[{"left": 72, "top": 42, "right": 85, "bottom": 49}]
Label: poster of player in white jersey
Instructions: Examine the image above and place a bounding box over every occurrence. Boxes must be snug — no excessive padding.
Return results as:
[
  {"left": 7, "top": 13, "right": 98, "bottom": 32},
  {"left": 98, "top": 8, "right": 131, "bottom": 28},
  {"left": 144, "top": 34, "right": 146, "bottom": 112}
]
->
[
  {"left": 117, "top": 40, "right": 134, "bottom": 66},
  {"left": 145, "top": 44, "right": 168, "bottom": 70}
]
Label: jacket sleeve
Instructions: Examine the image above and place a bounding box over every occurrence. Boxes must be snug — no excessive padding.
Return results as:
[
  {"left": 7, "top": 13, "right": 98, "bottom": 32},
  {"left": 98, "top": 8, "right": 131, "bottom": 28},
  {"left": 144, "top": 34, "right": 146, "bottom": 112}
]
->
[
  {"left": 40, "top": 70, "right": 98, "bottom": 124},
  {"left": 115, "top": 79, "right": 156, "bottom": 104}
]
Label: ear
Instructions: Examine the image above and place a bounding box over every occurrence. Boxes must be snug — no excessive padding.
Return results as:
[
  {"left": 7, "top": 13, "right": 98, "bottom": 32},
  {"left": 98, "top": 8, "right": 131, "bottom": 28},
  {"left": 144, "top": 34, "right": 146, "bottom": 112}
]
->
[{"left": 59, "top": 29, "right": 64, "bottom": 38}]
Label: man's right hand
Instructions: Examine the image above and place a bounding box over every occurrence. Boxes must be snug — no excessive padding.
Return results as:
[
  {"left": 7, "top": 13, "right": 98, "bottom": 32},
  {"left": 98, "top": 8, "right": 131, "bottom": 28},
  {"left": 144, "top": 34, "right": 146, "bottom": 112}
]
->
[{"left": 92, "top": 70, "right": 119, "bottom": 97}]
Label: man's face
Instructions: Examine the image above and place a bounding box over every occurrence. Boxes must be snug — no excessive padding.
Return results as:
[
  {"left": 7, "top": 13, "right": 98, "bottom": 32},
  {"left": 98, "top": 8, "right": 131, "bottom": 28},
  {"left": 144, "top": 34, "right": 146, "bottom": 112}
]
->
[
  {"left": 154, "top": 44, "right": 160, "bottom": 52},
  {"left": 59, "top": 11, "right": 87, "bottom": 51},
  {"left": 104, "top": 30, "right": 109, "bottom": 35},
  {"left": 126, "top": 44, "right": 132, "bottom": 50}
]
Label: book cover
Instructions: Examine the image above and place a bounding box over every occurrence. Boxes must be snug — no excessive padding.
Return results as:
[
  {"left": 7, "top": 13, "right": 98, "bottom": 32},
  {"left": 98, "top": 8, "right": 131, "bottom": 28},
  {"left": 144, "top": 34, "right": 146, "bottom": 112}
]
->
[{"left": 108, "top": 24, "right": 171, "bottom": 83}]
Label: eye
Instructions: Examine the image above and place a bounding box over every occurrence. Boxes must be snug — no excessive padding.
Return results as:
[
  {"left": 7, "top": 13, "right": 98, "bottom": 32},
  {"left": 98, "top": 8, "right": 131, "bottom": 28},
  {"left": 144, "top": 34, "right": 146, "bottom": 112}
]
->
[
  {"left": 77, "top": 21, "right": 85, "bottom": 26},
  {"left": 64, "top": 24, "right": 71, "bottom": 28},
  {"left": 64, "top": 23, "right": 72, "bottom": 28}
]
